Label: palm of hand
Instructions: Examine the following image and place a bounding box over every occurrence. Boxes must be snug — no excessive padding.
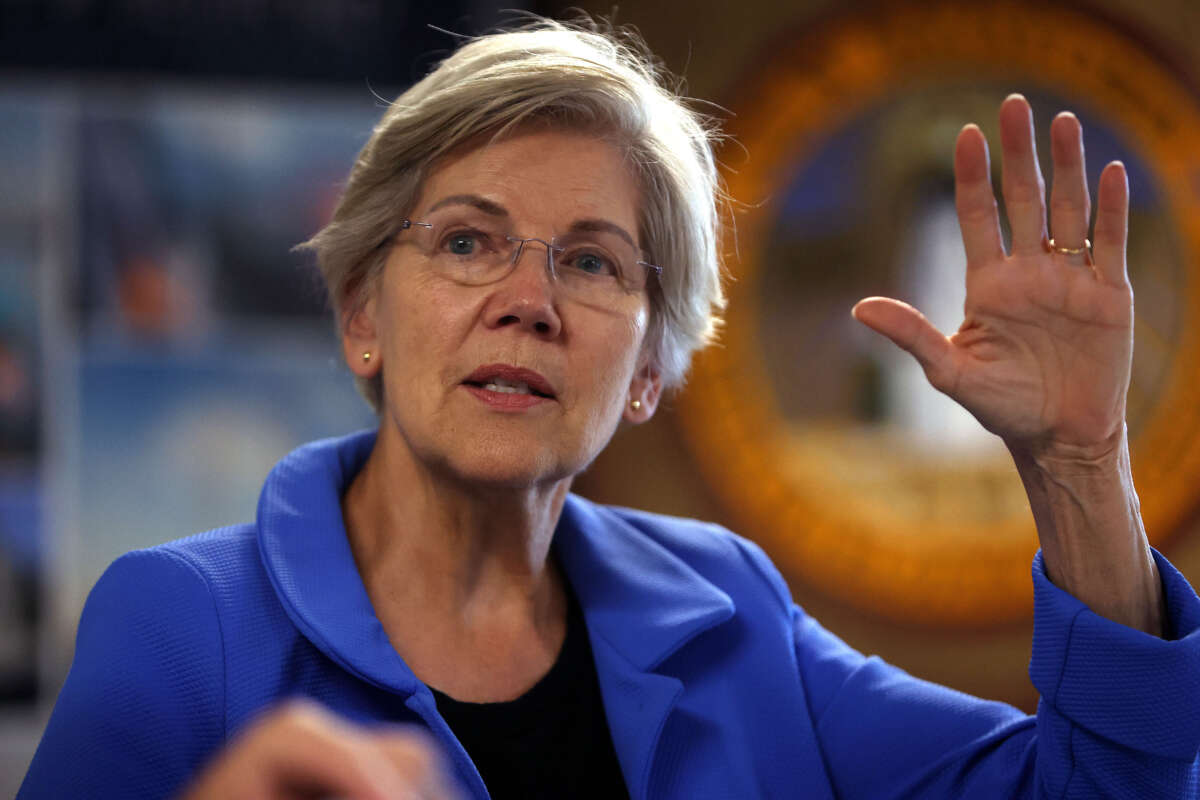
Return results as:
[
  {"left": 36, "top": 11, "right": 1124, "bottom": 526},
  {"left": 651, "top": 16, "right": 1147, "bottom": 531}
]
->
[
  {"left": 948, "top": 251, "right": 1132, "bottom": 447},
  {"left": 855, "top": 96, "right": 1133, "bottom": 457}
]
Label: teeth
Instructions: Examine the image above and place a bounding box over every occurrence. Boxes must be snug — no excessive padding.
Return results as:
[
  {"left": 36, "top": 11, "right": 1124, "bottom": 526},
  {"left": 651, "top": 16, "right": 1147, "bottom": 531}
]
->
[{"left": 483, "top": 380, "right": 532, "bottom": 394}]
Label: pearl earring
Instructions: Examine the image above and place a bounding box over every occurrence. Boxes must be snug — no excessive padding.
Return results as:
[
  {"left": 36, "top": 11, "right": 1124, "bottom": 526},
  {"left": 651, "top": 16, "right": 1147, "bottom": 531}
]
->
[
  {"left": 362, "top": 352, "right": 372, "bottom": 363},
  {"left": 630, "top": 399, "right": 642, "bottom": 410}
]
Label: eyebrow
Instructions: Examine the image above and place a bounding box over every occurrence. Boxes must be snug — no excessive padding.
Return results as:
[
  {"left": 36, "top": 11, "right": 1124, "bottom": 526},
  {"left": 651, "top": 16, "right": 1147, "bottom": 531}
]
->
[
  {"left": 569, "top": 219, "right": 636, "bottom": 249},
  {"left": 424, "top": 194, "right": 638, "bottom": 249},
  {"left": 426, "top": 194, "right": 510, "bottom": 217}
]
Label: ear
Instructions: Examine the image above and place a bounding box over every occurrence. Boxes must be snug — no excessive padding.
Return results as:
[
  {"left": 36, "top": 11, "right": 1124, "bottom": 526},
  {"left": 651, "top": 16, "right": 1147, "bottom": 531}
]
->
[
  {"left": 623, "top": 361, "right": 663, "bottom": 424},
  {"left": 341, "top": 295, "right": 381, "bottom": 379}
]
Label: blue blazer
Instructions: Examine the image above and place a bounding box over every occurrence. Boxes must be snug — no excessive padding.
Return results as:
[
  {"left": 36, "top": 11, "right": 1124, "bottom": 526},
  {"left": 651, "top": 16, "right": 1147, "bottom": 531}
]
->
[{"left": 20, "top": 431, "right": 1200, "bottom": 798}]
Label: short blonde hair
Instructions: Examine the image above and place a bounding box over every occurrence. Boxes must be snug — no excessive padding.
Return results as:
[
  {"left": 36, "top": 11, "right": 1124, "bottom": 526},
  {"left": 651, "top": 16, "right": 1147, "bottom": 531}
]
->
[{"left": 300, "top": 16, "right": 726, "bottom": 411}]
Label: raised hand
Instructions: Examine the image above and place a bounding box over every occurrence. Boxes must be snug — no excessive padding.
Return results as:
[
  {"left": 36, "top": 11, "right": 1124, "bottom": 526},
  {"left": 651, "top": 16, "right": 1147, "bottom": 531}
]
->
[
  {"left": 853, "top": 94, "right": 1163, "bottom": 635},
  {"left": 853, "top": 94, "right": 1133, "bottom": 459}
]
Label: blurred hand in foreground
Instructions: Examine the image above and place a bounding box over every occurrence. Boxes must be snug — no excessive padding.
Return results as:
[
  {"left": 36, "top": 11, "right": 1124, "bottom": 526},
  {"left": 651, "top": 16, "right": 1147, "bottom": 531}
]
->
[{"left": 179, "top": 700, "right": 462, "bottom": 800}]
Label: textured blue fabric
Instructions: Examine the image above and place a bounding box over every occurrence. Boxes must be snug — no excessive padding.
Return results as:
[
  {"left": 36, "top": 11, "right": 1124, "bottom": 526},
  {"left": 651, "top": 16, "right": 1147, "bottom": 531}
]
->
[{"left": 19, "top": 430, "right": 1200, "bottom": 799}]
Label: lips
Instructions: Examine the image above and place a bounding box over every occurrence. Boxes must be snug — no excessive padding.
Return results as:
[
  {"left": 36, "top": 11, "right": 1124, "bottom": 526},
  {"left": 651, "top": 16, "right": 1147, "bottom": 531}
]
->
[{"left": 462, "top": 364, "right": 556, "bottom": 399}]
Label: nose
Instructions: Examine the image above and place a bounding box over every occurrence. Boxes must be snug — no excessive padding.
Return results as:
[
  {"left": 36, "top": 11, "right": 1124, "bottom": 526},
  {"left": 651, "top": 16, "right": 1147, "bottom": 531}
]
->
[{"left": 482, "top": 238, "right": 563, "bottom": 338}]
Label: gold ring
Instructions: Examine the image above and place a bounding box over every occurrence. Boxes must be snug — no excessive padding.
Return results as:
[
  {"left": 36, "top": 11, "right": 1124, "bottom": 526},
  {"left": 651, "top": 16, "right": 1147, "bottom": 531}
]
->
[{"left": 1046, "top": 237, "right": 1092, "bottom": 256}]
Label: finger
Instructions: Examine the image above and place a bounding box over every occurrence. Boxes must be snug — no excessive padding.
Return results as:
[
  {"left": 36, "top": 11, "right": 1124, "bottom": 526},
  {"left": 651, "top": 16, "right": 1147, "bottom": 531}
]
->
[
  {"left": 252, "top": 708, "right": 410, "bottom": 800},
  {"left": 1048, "top": 111, "right": 1091, "bottom": 265},
  {"left": 998, "top": 94, "right": 1048, "bottom": 256},
  {"left": 181, "top": 702, "right": 417, "bottom": 800},
  {"left": 1093, "top": 160, "right": 1130, "bottom": 286},
  {"left": 278, "top": 728, "right": 459, "bottom": 800},
  {"left": 852, "top": 297, "right": 960, "bottom": 395},
  {"left": 376, "top": 731, "right": 466, "bottom": 800},
  {"left": 954, "top": 124, "right": 1005, "bottom": 267}
]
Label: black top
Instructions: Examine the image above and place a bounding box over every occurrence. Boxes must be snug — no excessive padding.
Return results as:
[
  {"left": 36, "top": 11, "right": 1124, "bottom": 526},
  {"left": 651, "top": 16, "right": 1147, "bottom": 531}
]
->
[{"left": 431, "top": 584, "right": 631, "bottom": 800}]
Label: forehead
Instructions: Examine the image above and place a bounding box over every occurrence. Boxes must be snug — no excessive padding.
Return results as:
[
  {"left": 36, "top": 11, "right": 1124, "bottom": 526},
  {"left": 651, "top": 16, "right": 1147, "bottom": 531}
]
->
[{"left": 414, "top": 129, "right": 642, "bottom": 230}]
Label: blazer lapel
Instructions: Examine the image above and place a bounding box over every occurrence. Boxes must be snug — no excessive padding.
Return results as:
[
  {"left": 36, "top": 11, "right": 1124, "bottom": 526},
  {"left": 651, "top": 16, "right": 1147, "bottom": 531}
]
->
[
  {"left": 556, "top": 495, "right": 735, "bottom": 799},
  {"left": 256, "top": 430, "right": 423, "bottom": 697}
]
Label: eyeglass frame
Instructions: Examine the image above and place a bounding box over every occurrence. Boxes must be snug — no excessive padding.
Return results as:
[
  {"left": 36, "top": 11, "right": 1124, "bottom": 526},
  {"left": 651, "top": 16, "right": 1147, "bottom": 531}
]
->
[{"left": 397, "top": 218, "right": 663, "bottom": 290}]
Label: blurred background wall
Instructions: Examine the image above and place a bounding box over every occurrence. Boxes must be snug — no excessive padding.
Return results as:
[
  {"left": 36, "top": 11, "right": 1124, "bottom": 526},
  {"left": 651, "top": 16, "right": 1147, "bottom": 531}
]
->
[{"left": 3, "top": 0, "right": 1200, "bottom": 793}]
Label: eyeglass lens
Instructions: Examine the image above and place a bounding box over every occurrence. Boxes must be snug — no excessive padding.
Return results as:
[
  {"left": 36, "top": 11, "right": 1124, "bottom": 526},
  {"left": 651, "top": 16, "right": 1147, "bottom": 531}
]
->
[{"left": 400, "top": 211, "right": 656, "bottom": 300}]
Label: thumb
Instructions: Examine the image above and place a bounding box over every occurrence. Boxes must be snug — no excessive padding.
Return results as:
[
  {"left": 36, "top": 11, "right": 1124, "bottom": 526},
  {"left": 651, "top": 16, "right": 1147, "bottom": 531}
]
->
[
  {"left": 852, "top": 296, "right": 959, "bottom": 394},
  {"left": 373, "top": 729, "right": 466, "bottom": 800}
]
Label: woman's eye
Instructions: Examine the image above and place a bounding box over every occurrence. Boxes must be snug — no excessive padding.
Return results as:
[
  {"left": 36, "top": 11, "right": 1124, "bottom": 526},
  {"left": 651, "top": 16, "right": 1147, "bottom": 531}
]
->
[
  {"left": 572, "top": 252, "right": 616, "bottom": 276},
  {"left": 445, "top": 233, "right": 478, "bottom": 255}
]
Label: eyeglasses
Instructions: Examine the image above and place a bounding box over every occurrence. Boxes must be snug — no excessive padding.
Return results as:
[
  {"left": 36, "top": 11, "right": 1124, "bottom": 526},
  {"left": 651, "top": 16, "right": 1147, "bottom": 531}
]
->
[{"left": 393, "top": 212, "right": 661, "bottom": 306}]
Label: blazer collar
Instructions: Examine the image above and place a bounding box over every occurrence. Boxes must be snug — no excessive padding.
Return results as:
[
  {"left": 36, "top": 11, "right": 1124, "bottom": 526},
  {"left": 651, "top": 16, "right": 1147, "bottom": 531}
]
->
[
  {"left": 256, "top": 431, "right": 735, "bottom": 694},
  {"left": 555, "top": 495, "right": 735, "bottom": 672},
  {"left": 256, "top": 430, "right": 421, "bottom": 695}
]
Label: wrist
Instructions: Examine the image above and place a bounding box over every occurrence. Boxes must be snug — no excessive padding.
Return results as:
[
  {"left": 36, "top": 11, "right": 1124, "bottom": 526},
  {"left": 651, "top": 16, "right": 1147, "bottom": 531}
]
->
[
  {"left": 1008, "top": 426, "right": 1163, "bottom": 635},
  {"left": 1006, "top": 423, "right": 1128, "bottom": 480}
]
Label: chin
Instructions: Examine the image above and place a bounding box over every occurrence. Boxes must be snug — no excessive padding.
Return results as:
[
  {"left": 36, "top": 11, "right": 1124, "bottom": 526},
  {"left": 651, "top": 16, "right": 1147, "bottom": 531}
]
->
[{"left": 437, "top": 435, "right": 582, "bottom": 491}]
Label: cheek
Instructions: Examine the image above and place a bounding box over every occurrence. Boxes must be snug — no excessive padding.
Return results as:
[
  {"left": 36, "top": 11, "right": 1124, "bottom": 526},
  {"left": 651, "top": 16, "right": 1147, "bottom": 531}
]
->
[
  {"left": 582, "top": 313, "right": 650, "bottom": 408},
  {"left": 373, "top": 282, "right": 480, "bottom": 417},
  {"left": 381, "top": 275, "right": 474, "bottom": 352}
]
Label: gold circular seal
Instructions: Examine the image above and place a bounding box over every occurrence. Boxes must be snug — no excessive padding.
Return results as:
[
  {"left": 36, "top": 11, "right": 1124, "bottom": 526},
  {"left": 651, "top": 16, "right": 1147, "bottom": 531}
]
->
[{"left": 678, "top": 0, "right": 1200, "bottom": 626}]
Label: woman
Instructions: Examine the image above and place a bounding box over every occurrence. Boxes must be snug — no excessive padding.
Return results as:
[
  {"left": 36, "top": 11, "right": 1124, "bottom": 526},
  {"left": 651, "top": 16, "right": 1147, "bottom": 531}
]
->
[{"left": 20, "top": 18, "right": 1200, "bottom": 800}]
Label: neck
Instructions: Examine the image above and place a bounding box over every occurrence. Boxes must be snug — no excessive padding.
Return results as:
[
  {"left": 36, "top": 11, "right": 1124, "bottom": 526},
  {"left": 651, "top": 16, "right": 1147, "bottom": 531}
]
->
[
  {"left": 342, "top": 424, "right": 572, "bottom": 700},
  {"left": 343, "top": 423, "right": 570, "bottom": 624}
]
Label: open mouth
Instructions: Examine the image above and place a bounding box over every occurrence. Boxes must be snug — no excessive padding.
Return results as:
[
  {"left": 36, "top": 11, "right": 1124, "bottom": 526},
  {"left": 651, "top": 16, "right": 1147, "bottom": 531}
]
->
[
  {"left": 463, "top": 378, "right": 554, "bottom": 398},
  {"left": 462, "top": 364, "right": 557, "bottom": 400}
]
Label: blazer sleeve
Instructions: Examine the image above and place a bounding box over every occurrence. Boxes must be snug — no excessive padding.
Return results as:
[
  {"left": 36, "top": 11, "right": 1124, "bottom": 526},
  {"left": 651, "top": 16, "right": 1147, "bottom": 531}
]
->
[
  {"left": 19, "top": 547, "right": 226, "bottom": 800},
  {"left": 790, "top": 548, "right": 1200, "bottom": 799}
]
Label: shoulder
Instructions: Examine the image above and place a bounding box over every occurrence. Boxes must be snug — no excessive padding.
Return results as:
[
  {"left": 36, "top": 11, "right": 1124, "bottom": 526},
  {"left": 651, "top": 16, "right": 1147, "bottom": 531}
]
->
[
  {"left": 81, "top": 524, "right": 261, "bottom": 658},
  {"left": 77, "top": 522, "right": 279, "bottom": 684},
  {"left": 579, "top": 499, "right": 794, "bottom": 612},
  {"left": 94, "top": 523, "right": 262, "bottom": 606},
  {"left": 67, "top": 523, "right": 292, "bottom": 735},
  {"left": 19, "top": 529, "right": 259, "bottom": 799},
  {"left": 152, "top": 523, "right": 261, "bottom": 581}
]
